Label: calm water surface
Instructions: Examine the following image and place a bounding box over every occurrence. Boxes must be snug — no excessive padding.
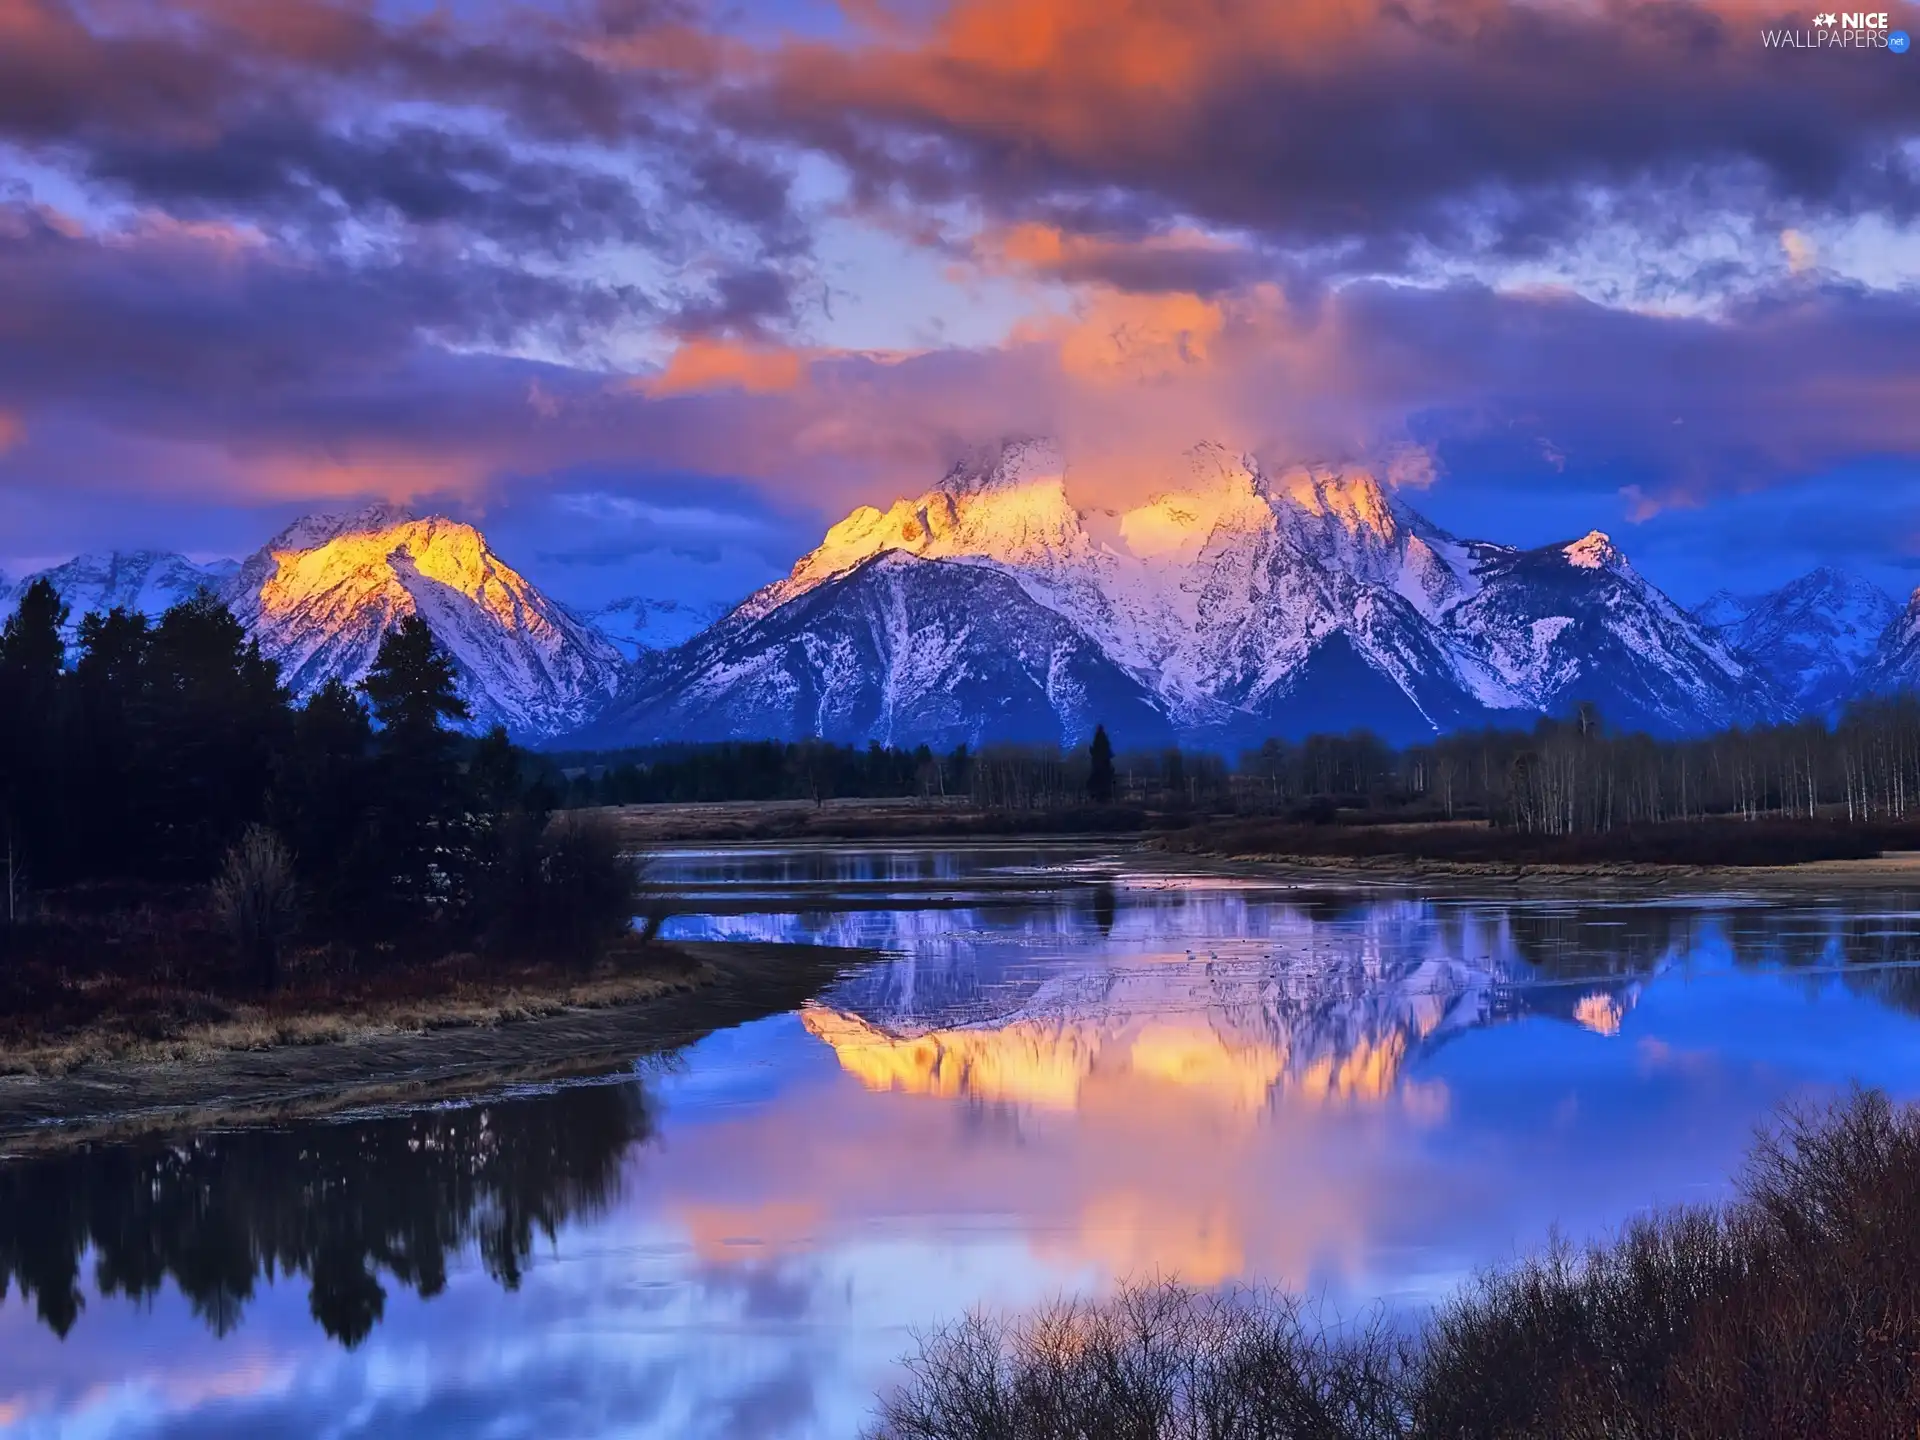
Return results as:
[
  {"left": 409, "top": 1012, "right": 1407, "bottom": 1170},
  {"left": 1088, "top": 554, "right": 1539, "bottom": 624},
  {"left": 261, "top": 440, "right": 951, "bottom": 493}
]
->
[{"left": 7, "top": 843, "right": 1920, "bottom": 1438}]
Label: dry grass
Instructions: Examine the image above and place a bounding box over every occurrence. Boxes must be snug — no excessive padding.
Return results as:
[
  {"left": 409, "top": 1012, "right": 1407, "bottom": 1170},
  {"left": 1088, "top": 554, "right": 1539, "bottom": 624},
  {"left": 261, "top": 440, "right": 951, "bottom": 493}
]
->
[
  {"left": 1159, "top": 817, "right": 1906, "bottom": 871},
  {"left": 0, "top": 940, "right": 871, "bottom": 1146},
  {"left": 589, "top": 798, "right": 1154, "bottom": 845},
  {"left": 0, "top": 932, "right": 706, "bottom": 1077}
]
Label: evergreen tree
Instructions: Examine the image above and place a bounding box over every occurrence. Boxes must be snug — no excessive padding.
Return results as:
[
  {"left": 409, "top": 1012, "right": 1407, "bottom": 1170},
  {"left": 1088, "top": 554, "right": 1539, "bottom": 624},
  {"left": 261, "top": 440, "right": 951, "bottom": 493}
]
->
[
  {"left": 1088, "top": 724, "right": 1116, "bottom": 805},
  {"left": 362, "top": 615, "right": 468, "bottom": 735},
  {"left": 468, "top": 725, "right": 529, "bottom": 817},
  {"left": 0, "top": 579, "right": 70, "bottom": 877},
  {"left": 271, "top": 679, "right": 375, "bottom": 920},
  {"left": 72, "top": 608, "right": 153, "bottom": 875},
  {"left": 144, "top": 591, "right": 288, "bottom": 877},
  {"left": 0, "top": 579, "right": 66, "bottom": 681},
  {"left": 360, "top": 617, "right": 471, "bottom": 919}
]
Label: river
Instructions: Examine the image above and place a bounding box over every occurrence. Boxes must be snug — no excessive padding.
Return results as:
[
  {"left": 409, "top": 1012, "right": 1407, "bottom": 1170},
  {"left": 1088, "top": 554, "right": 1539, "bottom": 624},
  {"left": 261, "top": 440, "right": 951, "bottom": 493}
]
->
[{"left": 5, "top": 842, "right": 1920, "bottom": 1438}]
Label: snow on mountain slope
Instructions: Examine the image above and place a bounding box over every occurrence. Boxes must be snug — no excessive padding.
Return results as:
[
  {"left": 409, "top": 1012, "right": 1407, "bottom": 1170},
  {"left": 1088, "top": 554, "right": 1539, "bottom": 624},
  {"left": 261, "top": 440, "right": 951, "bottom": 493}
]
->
[
  {"left": 578, "top": 550, "right": 1172, "bottom": 751},
  {"left": 735, "top": 440, "right": 1532, "bottom": 738},
  {"left": 1692, "top": 590, "right": 1748, "bottom": 633},
  {"left": 585, "top": 595, "right": 731, "bottom": 662},
  {"left": 708, "top": 439, "right": 1763, "bottom": 742},
  {"left": 1443, "top": 531, "right": 1787, "bottom": 734},
  {"left": 1697, "top": 568, "right": 1898, "bottom": 713},
  {"left": 0, "top": 551, "right": 239, "bottom": 642},
  {"left": 1856, "top": 587, "right": 1920, "bottom": 702},
  {"left": 224, "top": 504, "right": 626, "bottom": 736}
]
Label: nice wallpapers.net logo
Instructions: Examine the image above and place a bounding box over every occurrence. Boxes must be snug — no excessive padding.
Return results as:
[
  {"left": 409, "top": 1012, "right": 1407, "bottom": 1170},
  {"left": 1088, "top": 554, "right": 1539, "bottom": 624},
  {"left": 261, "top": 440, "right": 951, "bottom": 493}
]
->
[{"left": 1763, "top": 10, "right": 1912, "bottom": 47}]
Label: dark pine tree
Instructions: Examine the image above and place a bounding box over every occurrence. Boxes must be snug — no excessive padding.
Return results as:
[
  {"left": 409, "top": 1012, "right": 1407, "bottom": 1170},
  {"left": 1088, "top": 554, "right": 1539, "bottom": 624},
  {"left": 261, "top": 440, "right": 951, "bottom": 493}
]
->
[
  {"left": 468, "top": 725, "right": 530, "bottom": 818},
  {"left": 362, "top": 615, "right": 469, "bottom": 737},
  {"left": 360, "top": 616, "right": 471, "bottom": 919},
  {"left": 72, "top": 608, "right": 154, "bottom": 876},
  {"left": 1087, "top": 723, "right": 1116, "bottom": 805},
  {"left": 0, "top": 578, "right": 70, "bottom": 878},
  {"left": 271, "top": 678, "right": 375, "bottom": 920},
  {"left": 144, "top": 590, "right": 288, "bottom": 878}
]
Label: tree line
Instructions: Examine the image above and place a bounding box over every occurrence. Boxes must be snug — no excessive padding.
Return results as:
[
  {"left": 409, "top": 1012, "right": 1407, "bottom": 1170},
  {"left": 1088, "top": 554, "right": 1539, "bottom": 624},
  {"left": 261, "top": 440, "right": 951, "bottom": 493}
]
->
[
  {"left": 1390, "top": 698, "right": 1920, "bottom": 834},
  {"left": 549, "top": 724, "right": 1166, "bottom": 813},
  {"left": 0, "top": 578, "right": 633, "bottom": 981},
  {"left": 554, "top": 700, "right": 1920, "bottom": 835},
  {"left": 1232, "top": 698, "right": 1920, "bottom": 831}
]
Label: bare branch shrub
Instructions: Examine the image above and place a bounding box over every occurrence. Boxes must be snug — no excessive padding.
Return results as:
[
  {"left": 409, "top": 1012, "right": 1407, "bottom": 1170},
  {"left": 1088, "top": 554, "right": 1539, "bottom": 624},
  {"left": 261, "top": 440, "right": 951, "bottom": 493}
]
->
[
  {"left": 211, "top": 824, "right": 300, "bottom": 989},
  {"left": 871, "top": 1092, "right": 1920, "bottom": 1440},
  {"left": 868, "top": 1279, "right": 1411, "bottom": 1440}
]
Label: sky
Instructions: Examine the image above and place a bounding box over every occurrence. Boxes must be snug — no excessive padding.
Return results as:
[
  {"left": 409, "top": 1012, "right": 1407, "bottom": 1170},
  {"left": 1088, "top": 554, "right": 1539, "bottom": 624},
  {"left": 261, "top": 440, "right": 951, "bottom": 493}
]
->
[{"left": 2, "top": 0, "right": 1919, "bottom": 613}]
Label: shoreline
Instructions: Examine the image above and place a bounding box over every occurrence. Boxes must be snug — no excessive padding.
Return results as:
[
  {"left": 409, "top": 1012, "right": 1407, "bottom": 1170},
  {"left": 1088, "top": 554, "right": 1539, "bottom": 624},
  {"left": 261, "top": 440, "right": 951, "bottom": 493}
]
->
[
  {"left": 1159, "top": 846, "right": 1920, "bottom": 892},
  {"left": 0, "top": 940, "right": 872, "bottom": 1151},
  {"left": 624, "top": 824, "right": 1920, "bottom": 893}
]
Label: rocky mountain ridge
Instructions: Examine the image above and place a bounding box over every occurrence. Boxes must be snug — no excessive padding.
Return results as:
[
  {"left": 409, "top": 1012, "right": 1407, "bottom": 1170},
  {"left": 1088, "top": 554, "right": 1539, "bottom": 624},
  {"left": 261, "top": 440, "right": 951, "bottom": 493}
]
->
[{"left": 3, "top": 448, "right": 1911, "bottom": 745}]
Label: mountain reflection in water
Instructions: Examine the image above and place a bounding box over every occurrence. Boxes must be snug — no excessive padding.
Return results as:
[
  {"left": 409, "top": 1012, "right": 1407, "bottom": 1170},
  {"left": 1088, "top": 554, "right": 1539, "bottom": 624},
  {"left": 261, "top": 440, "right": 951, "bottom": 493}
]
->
[{"left": 8, "top": 846, "right": 1920, "bottom": 1440}]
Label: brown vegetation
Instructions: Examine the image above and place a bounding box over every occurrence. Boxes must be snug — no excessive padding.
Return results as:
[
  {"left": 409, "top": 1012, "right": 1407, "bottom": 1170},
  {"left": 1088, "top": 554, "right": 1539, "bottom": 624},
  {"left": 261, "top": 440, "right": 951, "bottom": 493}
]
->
[
  {"left": 0, "top": 940, "right": 868, "bottom": 1146},
  {"left": 1158, "top": 816, "right": 1920, "bottom": 870},
  {"left": 594, "top": 797, "right": 1159, "bottom": 845},
  {"left": 0, "top": 881, "right": 702, "bottom": 1076},
  {"left": 869, "top": 1090, "right": 1920, "bottom": 1440},
  {"left": 209, "top": 822, "right": 300, "bottom": 988}
]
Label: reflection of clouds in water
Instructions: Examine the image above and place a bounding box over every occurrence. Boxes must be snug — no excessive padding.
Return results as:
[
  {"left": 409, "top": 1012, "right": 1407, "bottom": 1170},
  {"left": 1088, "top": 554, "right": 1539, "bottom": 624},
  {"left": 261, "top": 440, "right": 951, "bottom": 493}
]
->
[
  {"left": 80, "top": 1350, "right": 686, "bottom": 1440},
  {"left": 1, "top": 1251, "right": 851, "bottom": 1440},
  {"left": 14, "top": 850, "right": 1920, "bottom": 1440}
]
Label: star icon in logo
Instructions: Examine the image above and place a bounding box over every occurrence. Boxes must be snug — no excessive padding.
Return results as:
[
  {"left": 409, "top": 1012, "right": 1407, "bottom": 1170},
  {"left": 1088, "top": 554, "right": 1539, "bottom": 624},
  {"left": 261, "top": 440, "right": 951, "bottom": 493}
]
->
[{"left": 1813, "top": 11, "right": 1837, "bottom": 23}]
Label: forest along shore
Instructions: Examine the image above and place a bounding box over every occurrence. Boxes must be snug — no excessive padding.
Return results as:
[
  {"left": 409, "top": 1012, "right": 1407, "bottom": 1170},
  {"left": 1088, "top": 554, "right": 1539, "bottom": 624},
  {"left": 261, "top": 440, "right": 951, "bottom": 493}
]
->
[
  {"left": 0, "top": 941, "right": 872, "bottom": 1149},
  {"left": 593, "top": 798, "right": 1920, "bottom": 890},
  {"left": 1153, "top": 815, "right": 1920, "bottom": 888}
]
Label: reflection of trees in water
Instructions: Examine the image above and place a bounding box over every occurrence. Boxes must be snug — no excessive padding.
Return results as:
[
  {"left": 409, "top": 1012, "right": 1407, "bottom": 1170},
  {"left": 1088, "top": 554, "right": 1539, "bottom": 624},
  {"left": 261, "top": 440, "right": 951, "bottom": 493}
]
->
[
  {"left": 1090, "top": 882, "right": 1117, "bottom": 937},
  {"left": 1695, "top": 906, "right": 1920, "bottom": 1020},
  {"left": 1825, "top": 912, "right": 1920, "bottom": 1020},
  {"left": 1496, "top": 905, "right": 1705, "bottom": 979},
  {"left": 0, "top": 1081, "right": 652, "bottom": 1347}
]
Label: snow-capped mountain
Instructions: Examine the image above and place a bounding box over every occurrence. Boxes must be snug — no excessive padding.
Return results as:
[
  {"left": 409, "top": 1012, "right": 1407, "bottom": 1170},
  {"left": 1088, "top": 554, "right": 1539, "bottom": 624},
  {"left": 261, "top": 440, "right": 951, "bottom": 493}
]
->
[
  {"left": 577, "top": 549, "right": 1172, "bottom": 750},
  {"left": 1855, "top": 588, "right": 1920, "bottom": 702},
  {"left": 0, "top": 550, "right": 239, "bottom": 642},
  {"left": 615, "top": 438, "right": 1785, "bottom": 748},
  {"left": 1696, "top": 568, "right": 1899, "bottom": 713},
  {"left": 224, "top": 504, "right": 626, "bottom": 736},
  {"left": 584, "top": 595, "right": 730, "bottom": 662},
  {"left": 8, "top": 448, "right": 1895, "bottom": 750},
  {"left": 1445, "top": 530, "right": 1782, "bottom": 737}
]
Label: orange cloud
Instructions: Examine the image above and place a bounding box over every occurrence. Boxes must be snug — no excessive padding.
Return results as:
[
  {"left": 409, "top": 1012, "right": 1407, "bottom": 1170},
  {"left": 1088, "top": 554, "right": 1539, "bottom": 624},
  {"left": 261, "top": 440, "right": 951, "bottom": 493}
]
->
[
  {"left": 641, "top": 338, "right": 811, "bottom": 397},
  {"left": 1021, "top": 289, "right": 1225, "bottom": 382},
  {"left": 991, "top": 223, "right": 1237, "bottom": 273},
  {"left": 243, "top": 447, "right": 491, "bottom": 500},
  {"left": 116, "top": 214, "right": 270, "bottom": 260},
  {"left": 0, "top": 411, "right": 23, "bottom": 455},
  {"left": 975, "top": 222, "right": 1258, "bottom": 296}
]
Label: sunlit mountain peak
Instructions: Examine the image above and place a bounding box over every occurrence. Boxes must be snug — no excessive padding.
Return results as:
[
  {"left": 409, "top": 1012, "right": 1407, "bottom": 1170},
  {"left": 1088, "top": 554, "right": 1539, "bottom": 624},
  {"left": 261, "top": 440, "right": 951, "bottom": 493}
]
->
[
  {"left": 226, "top": 507, "right": 625, "bottom": 735},
  {"left": 1270, "top": 465, "right": 1400, "bottom": 543},
  {"left": 1562, "top": 530, "right": 1624, "bottom": 571}
]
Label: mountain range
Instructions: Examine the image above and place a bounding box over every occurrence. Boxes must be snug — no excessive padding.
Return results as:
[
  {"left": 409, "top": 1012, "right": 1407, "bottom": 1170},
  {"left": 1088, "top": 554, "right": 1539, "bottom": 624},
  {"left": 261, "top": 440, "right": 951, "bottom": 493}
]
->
[
  {"left": 2, "top": 440, "right": 1916, "bottom": 746},
  {"left": 2, "top": 504, "right": 626, "bottom": 736},
  {"left": 580, "top": 440, "right": 1804, "bottom": 748}
]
